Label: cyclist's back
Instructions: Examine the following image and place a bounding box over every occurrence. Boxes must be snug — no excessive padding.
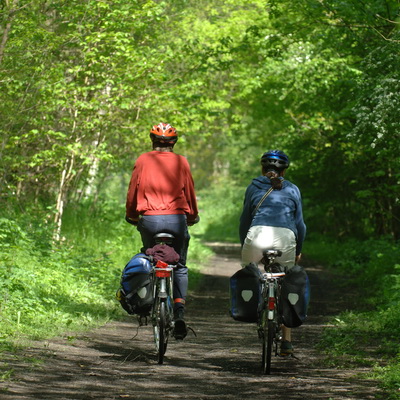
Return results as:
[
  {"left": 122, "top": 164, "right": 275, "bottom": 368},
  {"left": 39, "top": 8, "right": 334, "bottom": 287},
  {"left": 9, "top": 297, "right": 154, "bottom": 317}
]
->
[
  {"left": 238, "top": 149, "right": 306, "bottom": 355},
  {"left": 126, "top": 150, "right": 198, "bottom": 219},
  {"left": 125, "top": 123, "right": 199, "bottom": 340},
  {"left": 239, "top": 150, "right": 306, "bottom": 269}
]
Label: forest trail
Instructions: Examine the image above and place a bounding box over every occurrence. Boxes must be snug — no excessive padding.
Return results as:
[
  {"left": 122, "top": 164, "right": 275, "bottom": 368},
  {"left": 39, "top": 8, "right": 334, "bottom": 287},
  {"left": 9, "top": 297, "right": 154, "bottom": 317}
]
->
[{"left": 0, "top": 244, "right": 384, "bottom": 400}]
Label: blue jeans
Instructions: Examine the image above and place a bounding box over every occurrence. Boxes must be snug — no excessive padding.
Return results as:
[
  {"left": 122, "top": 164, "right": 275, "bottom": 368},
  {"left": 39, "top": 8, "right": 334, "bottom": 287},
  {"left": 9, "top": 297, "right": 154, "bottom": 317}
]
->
[{"left": 137, "top": 214, "right": 190, "bottom": 308}]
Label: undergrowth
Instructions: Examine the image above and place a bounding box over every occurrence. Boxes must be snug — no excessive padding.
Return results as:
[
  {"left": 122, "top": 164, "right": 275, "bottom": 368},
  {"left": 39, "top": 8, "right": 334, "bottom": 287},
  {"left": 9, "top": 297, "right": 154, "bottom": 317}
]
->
[
  {"left": 0, "top": 196, "right": 211, "bottom": 353},
  {"left": 305, "top": 236, "right": 400, "bottom": 399},
  {"left": 0, "top": 214, "right": 122, "bottom": 347}
]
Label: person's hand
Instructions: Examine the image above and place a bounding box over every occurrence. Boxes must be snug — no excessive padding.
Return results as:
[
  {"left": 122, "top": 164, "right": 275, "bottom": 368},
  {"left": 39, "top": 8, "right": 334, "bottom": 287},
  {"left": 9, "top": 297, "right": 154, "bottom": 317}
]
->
[
  {"left": 125, "top": 216, "right": 139, "bottom": 226},
  {"left": 295, "top": 253, "right": 302, "bottom": 265},
  {"left": 187, "top": 215, "right": 200, "bottom": 226}
]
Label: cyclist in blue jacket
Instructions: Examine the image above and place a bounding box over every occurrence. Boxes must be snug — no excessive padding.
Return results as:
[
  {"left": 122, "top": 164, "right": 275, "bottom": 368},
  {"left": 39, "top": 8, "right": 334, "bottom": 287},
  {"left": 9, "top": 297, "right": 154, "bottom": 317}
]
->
[{"left": 239, "top": 150, "right": 306, "bottom": 356}]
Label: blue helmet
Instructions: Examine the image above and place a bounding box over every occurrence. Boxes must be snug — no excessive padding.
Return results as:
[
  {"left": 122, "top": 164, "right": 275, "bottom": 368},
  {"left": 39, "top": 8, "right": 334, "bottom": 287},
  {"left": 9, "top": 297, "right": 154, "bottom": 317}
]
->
[{"left": 261, "top": 150, "right": 290, "bottom": 170}]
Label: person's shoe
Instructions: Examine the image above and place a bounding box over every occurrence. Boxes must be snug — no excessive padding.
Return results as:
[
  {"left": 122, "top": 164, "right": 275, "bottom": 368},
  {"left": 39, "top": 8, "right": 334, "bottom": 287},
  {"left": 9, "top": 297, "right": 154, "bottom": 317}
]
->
[
  {"left": 173, "top": 309, "right": 187, "bottom": 340},
  {"left": 279, "top": 340, "right": 294, "bottom": 356}
]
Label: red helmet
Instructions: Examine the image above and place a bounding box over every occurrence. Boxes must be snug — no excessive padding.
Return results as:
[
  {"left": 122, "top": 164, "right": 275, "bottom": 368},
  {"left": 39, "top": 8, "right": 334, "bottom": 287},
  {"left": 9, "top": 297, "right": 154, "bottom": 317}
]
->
[{"left": 150, "top": 123, "right": 178, "bottom": 144}]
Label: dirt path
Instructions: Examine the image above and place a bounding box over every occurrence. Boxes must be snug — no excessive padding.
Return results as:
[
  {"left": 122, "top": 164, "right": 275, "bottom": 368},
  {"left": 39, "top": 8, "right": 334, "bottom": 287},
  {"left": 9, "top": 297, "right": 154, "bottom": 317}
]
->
[{"left": 0, "top": 244, "right": 384, "bottom": 399}]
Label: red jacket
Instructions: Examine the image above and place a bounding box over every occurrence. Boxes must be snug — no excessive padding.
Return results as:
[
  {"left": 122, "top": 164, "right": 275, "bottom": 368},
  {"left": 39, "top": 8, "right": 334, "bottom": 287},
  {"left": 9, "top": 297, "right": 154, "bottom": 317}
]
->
[{"left": 126, "top": 151, "right": 199, "bottom": 223}]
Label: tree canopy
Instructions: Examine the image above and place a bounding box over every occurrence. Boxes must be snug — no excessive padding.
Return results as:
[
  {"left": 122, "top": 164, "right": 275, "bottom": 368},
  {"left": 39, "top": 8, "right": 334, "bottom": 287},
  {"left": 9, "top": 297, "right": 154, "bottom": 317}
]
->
[{"left": 1, "top": 0, "right": 399, "bottom": 239}]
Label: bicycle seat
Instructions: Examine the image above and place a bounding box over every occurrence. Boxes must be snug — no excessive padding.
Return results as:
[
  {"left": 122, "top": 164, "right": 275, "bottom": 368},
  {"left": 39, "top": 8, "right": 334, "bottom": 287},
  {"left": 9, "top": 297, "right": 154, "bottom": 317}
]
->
[
  {"left": 261, "top": 249, "right": 284, "bottom": 272},
  {"left": 153, "top": 233, "right": 175, "bottom": 244}
]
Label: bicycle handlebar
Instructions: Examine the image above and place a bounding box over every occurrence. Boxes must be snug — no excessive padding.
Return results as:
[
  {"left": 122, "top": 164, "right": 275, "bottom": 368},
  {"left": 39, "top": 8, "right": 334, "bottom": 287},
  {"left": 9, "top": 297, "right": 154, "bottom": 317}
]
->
[{"left": 262, "top": 249, "right": 282, "bottom": 259}]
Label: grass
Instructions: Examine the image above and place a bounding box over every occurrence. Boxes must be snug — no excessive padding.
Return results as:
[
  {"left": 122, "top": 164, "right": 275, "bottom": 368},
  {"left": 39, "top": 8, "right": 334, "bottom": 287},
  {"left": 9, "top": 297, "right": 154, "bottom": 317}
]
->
[
  {"left": 306, "top": 235, "right": 400, "bottom": 399},
  {"left": 0, "top": 199, "right": 213, "bottom": 353}
]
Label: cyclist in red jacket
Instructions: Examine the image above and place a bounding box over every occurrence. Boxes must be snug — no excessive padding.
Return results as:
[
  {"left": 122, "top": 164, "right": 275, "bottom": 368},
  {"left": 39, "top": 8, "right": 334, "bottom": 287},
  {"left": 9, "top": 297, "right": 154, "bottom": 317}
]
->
[{"left": 126, "top": 123, "right": 199, "bottom": 339}]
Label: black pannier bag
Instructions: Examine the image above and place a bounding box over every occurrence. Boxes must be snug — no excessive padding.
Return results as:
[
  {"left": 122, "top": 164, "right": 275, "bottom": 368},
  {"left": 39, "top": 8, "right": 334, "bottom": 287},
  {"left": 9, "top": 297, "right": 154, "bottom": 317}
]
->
[
  {"left": 279, "top": 265, "right": 310, "bottom": 328},
  {"left": 117, "top": 253, "right": 154, "bottom": 316},
  {"left": 229, "top": 263, "right": 263, "bottom": 322}
]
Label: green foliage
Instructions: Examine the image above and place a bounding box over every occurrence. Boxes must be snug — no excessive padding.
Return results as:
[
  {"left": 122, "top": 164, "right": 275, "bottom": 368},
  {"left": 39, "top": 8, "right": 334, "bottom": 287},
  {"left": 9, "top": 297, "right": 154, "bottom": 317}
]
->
[
  {"left": 0, "top": 179, "right": 211, "bottom": 348},
  {"left": 2, "top": 0, "right": 400, "bottom": 241},
  {"left": 0, "top": 215, "right": 121, "bottom": 345},
  {"left": 1, "top": 1, "right": 400, "bottom": 391},
  {"left": 348, "top": 31, "right": 400, "bottom": 239},
  {"left": 372, "top": 359, "right": 400, "bottom": 400},
  {"left": 309, "top": 237, "right": 400, "bottom": 397},
  {"left": 0, "top": 0, "right": 182, "bottom": 211},
  {"left": 195, "top": 182, "right": 246, "bottom": 243}
]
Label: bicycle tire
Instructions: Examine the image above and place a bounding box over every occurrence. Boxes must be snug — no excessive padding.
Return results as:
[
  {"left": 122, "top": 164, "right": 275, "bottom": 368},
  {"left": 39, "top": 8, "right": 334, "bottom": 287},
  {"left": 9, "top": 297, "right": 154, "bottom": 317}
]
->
[
  {"left": 260, "top": 310, "right": 267, "bottom": 372},
  {"left": 153, "top": 298, "right": 168, "bottom": 364},
  {"left": 262, "top": 320, "right": 275, "bottom": 375},
  {"left": 260, "top": 309, "right": 268, "bottom": 373}
]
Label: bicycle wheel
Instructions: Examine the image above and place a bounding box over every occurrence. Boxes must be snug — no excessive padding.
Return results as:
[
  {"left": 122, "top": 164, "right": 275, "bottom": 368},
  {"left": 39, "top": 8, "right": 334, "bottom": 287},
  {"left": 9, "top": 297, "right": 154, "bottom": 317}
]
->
[
  {"left": 153, "top": 298, "right": 168, "bottom": 364},
  {"left": 262, "top": 320, "right": 276, "bottom": 375},
  {"left": 260, "top": 311, "right": 267, "bottom": 372},
  {"left": 260, "top": 309, "right": 268, "bottom": 373}
]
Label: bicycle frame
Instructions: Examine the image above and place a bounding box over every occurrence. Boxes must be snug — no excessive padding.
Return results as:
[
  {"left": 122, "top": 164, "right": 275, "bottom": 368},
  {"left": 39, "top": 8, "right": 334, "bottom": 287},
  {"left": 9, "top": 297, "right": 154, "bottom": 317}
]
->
[
  {"left": 258, "top": 250, "right": 285, "bottom": 375},
  {"left": 129, "top": 231, "right": 184, "bottom": 365},
  {"left": 264, "top": 271, "right": 285, "bottom": 321}
]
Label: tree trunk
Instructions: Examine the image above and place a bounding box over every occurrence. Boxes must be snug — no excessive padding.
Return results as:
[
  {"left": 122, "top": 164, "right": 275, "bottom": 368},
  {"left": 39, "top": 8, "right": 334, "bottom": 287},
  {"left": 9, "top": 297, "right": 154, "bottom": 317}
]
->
[
  {"left": 53, "top": 155, "right": 75, "bottom": 242},
  {"left": 0, "top": 0, "right": 19, "bottom": 65}
]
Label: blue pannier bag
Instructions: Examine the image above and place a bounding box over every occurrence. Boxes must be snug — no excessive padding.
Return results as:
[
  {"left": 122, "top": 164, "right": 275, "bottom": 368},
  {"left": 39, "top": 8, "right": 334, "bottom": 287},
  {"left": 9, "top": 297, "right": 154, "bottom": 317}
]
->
[
  {"left": 229, "top": 263, "right": 263, "bottom": 323},
  {"left": 117, "top": 253, "right": 154, "bottom": 316},
  {"left": 279, "top": 265, "right": 310, "bottom": 328}
]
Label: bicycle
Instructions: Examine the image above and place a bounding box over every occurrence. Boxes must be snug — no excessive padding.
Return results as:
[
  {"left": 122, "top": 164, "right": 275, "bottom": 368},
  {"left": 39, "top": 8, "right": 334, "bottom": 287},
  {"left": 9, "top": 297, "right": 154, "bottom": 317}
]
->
[
  {"left": 257, "top": 249, "right": 286, "bottom": 375},
  {"left": 150, "top": 232, "right": 177, "bottom": 365}
]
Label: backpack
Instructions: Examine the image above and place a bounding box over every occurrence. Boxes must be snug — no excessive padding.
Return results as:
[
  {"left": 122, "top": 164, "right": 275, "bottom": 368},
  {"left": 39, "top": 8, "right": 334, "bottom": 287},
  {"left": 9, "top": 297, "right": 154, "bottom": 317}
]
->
[
  {"left": 279, "top": 265, "right": 310, "bottom": 328},
  {"left": 117, "top": 253, "right": 154, "bottom": 316},
  {"left": 229, "top": 263, "right": 263, "bottom": 323}
]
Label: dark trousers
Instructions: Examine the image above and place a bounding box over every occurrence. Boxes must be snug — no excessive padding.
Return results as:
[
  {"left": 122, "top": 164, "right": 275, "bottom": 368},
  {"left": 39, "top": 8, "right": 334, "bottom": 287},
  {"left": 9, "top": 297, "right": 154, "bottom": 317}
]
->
[{"left": 137, "top": 214, "right": 189, "bottom": 308}]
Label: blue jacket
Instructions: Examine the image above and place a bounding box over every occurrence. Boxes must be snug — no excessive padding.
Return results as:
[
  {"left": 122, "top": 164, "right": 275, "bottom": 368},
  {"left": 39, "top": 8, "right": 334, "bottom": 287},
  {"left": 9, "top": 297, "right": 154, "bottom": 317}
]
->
[{"left": 239, "top": 176, "right": 306, "bottom": 255}]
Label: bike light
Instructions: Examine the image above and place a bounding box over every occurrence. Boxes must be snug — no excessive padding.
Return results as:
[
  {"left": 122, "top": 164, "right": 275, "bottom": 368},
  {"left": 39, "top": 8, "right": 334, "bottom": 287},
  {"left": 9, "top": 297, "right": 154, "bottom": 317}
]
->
[
  {"left": 155, "top": 260, "right": 171, "bottom": 277},
  {"left": 155, "top": 270, "right": 171, "bottom": 278},
  {"left": 268, "top": 297, "right": 275, "bottom": 310}
]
